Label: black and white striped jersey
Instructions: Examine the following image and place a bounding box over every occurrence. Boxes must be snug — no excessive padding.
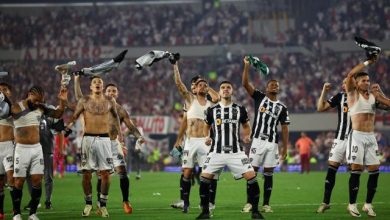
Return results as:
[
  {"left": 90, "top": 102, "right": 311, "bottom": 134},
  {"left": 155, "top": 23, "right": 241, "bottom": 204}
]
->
[
  {"left": 205, "top": 102, "right": 249, "bottom": 154},
  {"left": 327, "top": 92, "right": 351, "bottom": 140},
  {"left": 251, "top": 90, "right": 290, "bottom": 143}
]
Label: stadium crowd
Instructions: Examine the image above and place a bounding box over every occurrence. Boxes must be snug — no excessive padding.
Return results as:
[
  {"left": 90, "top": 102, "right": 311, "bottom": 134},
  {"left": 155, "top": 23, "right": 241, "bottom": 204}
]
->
[{"left": 0, "top": 0, "right": 389, "bottom": 49}]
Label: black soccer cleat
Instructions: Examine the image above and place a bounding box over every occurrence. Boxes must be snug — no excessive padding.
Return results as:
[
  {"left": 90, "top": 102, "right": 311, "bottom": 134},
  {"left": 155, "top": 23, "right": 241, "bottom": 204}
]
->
[
  {"left": 354, "top": 36, "right": 381, "bottom": 59},
  {"left": 252, "top": 211, "right": 265, "bottom": 219},
  {"left": 182, "top": 204, "right": 189, "bottom": 213},
  {"left": 196, "top": 211, "right": 210, "bottom": 219}
]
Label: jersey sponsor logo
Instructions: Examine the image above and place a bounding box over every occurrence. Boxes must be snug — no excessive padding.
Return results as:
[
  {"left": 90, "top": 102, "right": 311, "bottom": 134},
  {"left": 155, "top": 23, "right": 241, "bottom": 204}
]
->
[{"left": 221, "top": 119, "right": 238, "bottom": 124}]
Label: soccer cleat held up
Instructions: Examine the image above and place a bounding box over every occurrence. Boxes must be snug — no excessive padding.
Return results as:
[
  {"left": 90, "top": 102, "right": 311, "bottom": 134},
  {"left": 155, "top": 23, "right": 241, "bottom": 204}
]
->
[{"left": 354, "top": 36, "right": 381, "bottom": 59}]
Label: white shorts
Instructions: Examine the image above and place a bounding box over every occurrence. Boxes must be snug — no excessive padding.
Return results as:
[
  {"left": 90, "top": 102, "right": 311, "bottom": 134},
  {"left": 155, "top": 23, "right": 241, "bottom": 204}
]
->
[
  {"left": 182, "top": 137, "right": 210, "bottom": 168},
  {"left": 249, "top": 138, "right": 279, "bottom": 168},
  {"left": 111, "top": 140, "right": 126, "bottom": 168},
  {"left": 202, "top": 152, "right": 254, "bottom": 180},
  {"left": 346, "top": 130, "right": 380, "bottom": 165},
  {"left": 329, "top": 139, "right": 347, "bottom": 163},
  {"left": 0, "top": 141, "right": 14, "bottom": 175},
  {"left": 13, "top": 143, "right": 44, "bottom": 177},
  {"left": 80, "top": 136, "right": 113, "bottom": 171}
]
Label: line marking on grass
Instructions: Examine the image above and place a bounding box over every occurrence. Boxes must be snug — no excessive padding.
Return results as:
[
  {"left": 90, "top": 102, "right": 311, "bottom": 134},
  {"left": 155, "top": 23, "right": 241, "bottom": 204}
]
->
[{"left": 35, "top": 201, "right": 389, "bottom": 215}]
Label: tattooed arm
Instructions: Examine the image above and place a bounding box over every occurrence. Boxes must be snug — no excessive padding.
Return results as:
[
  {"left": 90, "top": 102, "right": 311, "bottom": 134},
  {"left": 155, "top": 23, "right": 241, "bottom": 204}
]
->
[
  {"left": 66, "top": 97, "right": 85, "bottom": 129},
  {"left": 173, "top": 63, "right": 192, "bottom": 103}
]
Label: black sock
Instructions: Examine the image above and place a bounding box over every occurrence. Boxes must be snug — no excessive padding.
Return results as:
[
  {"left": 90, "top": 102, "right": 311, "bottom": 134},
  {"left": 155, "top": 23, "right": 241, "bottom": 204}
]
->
[
  {"left": 323, "top": 165, "right": 338, "bottom": 204},
  {"left": 209, "top": 179, "right": 217, "bottom": 205},
  {"left": 12, "top": 187, "right": 22, "bottom": 215},
  {"left": 366, "top": 170, "right": 379, "bottom": 204},
  {"left": 97, "top": 177, "right": 101, "bottom": 204},
  {"left": 182, "top": 176, "right": 191, "bottom": 207},
  {"left": 29, "top": 186, "right": 42, "bottom": 215},
  {"left": 100, "top": 194, "right": 108, "bottom": 207},
  {"left": 349, "top": 170, "right": 362, "bottom": 204},
  {"left": 119, "top": 173, "right": 129, "bottom": 202},
  {"left": 180, "top": 174, "right": 184, "bottom": 200},
  {"left": 246, "top": 181, "right": 250, "bottom": 203},
  {"left": 263, "top": 172, "right": 273, "bottom": 206},
  {"left": 247, "top": 177, "right": 260, "bottom": 213},
  {"left": 85, "top": 194, "right": 92, "bottom": 205},
  {"left": 0, "top": 191, "right": 4, "bottom": 214},
  {"left": 199, "top": 177, "right": 210, "bottom": 212}
]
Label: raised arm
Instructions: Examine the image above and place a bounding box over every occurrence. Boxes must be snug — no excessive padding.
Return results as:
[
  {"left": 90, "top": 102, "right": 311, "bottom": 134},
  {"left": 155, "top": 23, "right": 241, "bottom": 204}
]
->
[
  {"left": 66, "top": 97, "right": 85, "bottom": 128},
  {"left": 74, "top": 75, "right": 83, "bottom": 101},
  {"left": 208, "top": 87, "right": 220, "bottom": 103},
  {"left": 242, "top": 56, "right": 255, "bottom": 96},
  {"left": 173, "top": 63, "right": 192, "bottom": 103},
  {"left": 372, "top": 84, "right": 390, "bottom": 107},
  {"left": 317, "top": 83, "right": 332, "bottom": 112},
  {"left": 45, "top": 88, "right": 68, "bottom": 118},
  {"left": 345, "top": 56, "right": 377, "bottom": 93}
]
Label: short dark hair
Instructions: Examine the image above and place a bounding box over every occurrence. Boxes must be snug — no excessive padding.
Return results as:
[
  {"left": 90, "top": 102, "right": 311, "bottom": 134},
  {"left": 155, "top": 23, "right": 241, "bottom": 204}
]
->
[
  {"left": 219, "top": 80, "right": 233, "bottom": 87},
  {"left": 90, "top": 75, "right": 103, "bottom": 82},
  {"left": 0, "top": 82, "right": 12, "bottom": 91},
  {"left": 266, "top": 79, "right": 278, "bottom": 86},
  {"left": 195, "top": 78, "right": 208, "bottom": 85},
  {"left": 29, "top": 85, "right": 45, "bottom": 97},
  {"left": 354, "top": 72, "right": 369, "bottom": 79},
  {"left": 191, "top": 75, "right": 202, "bottom": 83},
  {"left": 105, "top": 83, "right": 117, "bottom": 90}
]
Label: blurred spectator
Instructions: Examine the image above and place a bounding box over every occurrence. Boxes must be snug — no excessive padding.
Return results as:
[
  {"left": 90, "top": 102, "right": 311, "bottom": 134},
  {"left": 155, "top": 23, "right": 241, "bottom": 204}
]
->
[{"left": 295, "top": 132, "right": 315, "bottom": 174}]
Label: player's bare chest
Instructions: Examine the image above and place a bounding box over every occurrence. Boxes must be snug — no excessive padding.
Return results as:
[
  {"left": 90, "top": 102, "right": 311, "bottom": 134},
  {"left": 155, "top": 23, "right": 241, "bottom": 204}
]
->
[{"left": 84, "top": 100, "right": 110, "bottom": 115}]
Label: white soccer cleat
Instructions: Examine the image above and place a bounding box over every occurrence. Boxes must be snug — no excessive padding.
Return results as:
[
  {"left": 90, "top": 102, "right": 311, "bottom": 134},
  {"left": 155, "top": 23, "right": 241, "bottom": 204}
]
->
[
  {"left": 209, "top": 202, "right": 216, "bottom": 211},
  {"left": 316, "top": 203, "right": 330, "bottom": 213},
  {"left": 241, "top": 203, "right": 252, "bottom": 213},
  {"left": 261, "top": 205, "right": 273, "bottom": 213},
  {"left": 82, "top": 204, "right": 93, "bottom": 217},
  {"left": 99, "top": 207, "right": 109, "bottom": 218},
  {"left": 362, "top": 203, "right": 376, "bottom": 217},
  {"left": 170, "top": 200, "right": 184, "bottom": 209},
  {"left": 347, "top": 203, "right": 361, "bottom": 217},
  {"left": 13, "top": 214, "right": 22, "bottom": 220},
  {"left": 28, "top": 213, "right": 40, "bottom": 220}
]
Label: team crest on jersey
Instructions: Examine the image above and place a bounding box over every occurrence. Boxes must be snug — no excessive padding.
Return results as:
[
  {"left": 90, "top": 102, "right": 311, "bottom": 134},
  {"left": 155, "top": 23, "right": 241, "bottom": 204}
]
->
[
  {"left": 274, "top": 105, "right": 280, "bottom": 113},
  {"left": 259, "top": 106, "right": 266, "bottom": 112},
  {"left": 251, "top": 148, "right": 256, "bottom": 154},
  {"left": 343, "top": 106, "right": 348, "bottom": 112},
  {"left": 216, "top": 118, "right": 222, "bottom": 125},
  {"left": 352, "top": 156, "right": 356, "bottom": 161}
]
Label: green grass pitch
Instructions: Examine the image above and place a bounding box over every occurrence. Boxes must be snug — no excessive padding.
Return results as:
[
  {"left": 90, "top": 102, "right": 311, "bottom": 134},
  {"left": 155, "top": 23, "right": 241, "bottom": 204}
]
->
[{"left": 5, "top": 172, "right": 390, "bottom": 219}]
